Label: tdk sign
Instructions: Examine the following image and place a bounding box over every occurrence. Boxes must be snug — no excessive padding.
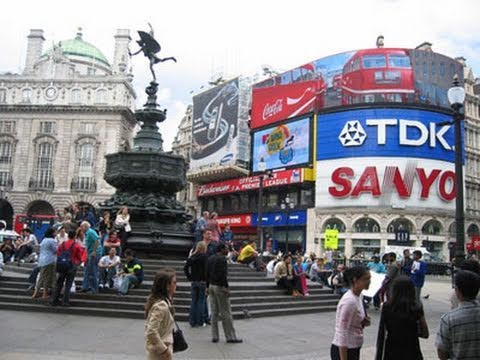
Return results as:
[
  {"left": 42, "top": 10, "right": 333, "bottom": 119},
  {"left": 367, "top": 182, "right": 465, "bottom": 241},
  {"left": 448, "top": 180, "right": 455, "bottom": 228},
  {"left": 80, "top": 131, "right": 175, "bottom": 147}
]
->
[{"left": 318, "top": 108, "right": 461, "bottom": 163}]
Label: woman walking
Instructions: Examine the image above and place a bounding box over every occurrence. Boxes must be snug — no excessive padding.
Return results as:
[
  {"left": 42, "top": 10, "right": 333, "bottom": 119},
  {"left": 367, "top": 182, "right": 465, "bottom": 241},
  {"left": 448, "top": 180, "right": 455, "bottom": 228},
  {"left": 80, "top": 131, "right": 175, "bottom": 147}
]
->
[
  {"left": 375, "top": 276, "right": 429, "bottom": 360},
  {"left": 184, "top": 241, "right": 208, "bottom": 327},
  {"left": 331, "top": 266, "right": 371, "bottom": 360},
  {"left": 145, "top": 269, "right": 177, "bottom": 360},
  {"left": 32, "top": 227, "right": 58, "bottom": 300}
]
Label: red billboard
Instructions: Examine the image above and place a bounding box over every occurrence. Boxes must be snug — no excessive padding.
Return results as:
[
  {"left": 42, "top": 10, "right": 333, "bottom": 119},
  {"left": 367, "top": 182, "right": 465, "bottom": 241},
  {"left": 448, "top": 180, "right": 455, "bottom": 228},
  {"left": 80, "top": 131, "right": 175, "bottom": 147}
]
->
[
  {"left": 197, "top": 168, "right": 303, "bottom": 197},
  {"left": 217, "top": 214, "right": 253, "bottom": 228}
]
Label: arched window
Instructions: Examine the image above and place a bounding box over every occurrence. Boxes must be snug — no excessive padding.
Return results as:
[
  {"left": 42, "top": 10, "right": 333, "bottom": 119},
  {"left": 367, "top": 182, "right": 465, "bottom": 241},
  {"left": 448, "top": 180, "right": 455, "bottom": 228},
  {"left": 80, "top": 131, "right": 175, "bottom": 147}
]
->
[
  {"left": 467, "top": 224, "right": 480, "bottom": 237},
  {"left": 70, "top": 88, "right": 82, "bottom": 103},
  {"left": 323, "top": 218, "right": 346, "bottom": 232},
  {"left": 0, "top": 142, "right": 12, "bottom": 186},
  {"left": 95, "top": 89, "right": 107, "bottom": 104},
  {"left": 77, "top": 143, "right": 95, "bottom": 191},
  {"left": 422, "top": 219, "right": 442, "bottom": 235},
  {"left": 353, "top": 217, "right": 380, "bottom": 233},
  {"left": 387, "top": 218, "right": 414, "bottom": 233},
  {"left": 34, "top": 142, "right": 54, "bottom": 189}
]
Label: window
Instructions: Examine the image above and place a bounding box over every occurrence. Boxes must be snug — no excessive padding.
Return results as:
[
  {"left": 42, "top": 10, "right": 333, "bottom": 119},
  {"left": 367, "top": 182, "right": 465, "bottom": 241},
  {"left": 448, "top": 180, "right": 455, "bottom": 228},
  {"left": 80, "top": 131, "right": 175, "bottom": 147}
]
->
[
  {"left": 79, "top": 122, "right": 96, "bottom": 134},
  {"left": 300, "top": 189, "right": 313, "bottom": 205},
  {"left": 362, "top": 55, "right": 386, "bottom": 69},
  {"left": 95, "top": 89, "right": 107, "bottom": 104},
  {"left": 388, "top": 55, "right": 411, "bottom": 68},
  {"left": 87, "top": 67, "right": 96, "bottom": 76},
  {"left": 267, "top": 193, "right": 278, "bottom": 207},
  {"left": 0, "top": 89, "right": 6, "bottom": 103},
  {"left": 22, "top": 88, "right": 32, "bottom": 102},
  {"left": 39, "top": 121, "right": 55, "bottom": 134},
  {"left": 0, "top": 121, "right": 16, "bottom": 134},
  {"left": 439, "top": 62, "right": 445, "bottom": 76},
  {"left": 0, "top": 142, "right": 12, "bottom": 186},
  {"left": 35, "top": 142, "right": 54, "bottom": 188},
  {"left": 70, "top": 89, "right": 82, "bottom": 103},
  {"left": 76, "top": 144, "right": 95, "bottom": 190}
]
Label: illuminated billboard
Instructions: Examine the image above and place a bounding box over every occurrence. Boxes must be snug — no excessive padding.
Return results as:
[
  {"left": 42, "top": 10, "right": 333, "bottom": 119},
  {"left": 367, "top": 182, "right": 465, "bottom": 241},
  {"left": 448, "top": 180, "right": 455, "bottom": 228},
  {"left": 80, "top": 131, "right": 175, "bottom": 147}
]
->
[
  {"left": 250, "top": 48, "right": 463, "bottom": 129},
  {"left": 190, "top": 78, "right": 240, "bottom": 170},
  {"left": 252, "top": 116, "right": 311, "bottom": 172},
  {"left": 315, "top": 108, "right": 462, "bottom": 210}
]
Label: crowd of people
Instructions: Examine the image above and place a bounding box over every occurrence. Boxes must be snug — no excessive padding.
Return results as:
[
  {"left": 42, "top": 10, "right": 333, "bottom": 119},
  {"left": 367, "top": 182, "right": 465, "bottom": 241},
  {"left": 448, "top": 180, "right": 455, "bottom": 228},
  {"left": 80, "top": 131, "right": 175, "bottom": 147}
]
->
[{"left": 330, "top": 255, "right": 480, "bottom": 360}]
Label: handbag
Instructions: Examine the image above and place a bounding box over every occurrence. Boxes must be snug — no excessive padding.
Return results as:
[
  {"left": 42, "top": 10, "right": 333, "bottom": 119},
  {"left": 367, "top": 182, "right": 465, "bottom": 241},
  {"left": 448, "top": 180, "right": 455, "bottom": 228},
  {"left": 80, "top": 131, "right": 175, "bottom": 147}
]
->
[{"left": 172, "top": 321, "right": 188, "bottom": 353}]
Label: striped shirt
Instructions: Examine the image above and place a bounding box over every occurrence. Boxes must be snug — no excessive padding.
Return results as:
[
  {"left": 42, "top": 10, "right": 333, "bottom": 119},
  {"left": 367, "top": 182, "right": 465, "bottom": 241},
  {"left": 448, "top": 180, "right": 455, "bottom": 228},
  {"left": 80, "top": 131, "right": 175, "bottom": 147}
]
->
[{"left": 435, "top": 300, "right": 480, "bottom": 359}]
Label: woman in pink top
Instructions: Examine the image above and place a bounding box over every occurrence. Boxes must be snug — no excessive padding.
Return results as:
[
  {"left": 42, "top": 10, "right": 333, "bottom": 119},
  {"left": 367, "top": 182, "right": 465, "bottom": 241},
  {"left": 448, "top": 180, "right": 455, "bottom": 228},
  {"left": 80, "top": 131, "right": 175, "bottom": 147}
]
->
[
  {"left": 331, "top": 266, "right": 371, "bottom": 360},
  {"left": 206, "top": 212, "right": 222, "bottom": 242}
]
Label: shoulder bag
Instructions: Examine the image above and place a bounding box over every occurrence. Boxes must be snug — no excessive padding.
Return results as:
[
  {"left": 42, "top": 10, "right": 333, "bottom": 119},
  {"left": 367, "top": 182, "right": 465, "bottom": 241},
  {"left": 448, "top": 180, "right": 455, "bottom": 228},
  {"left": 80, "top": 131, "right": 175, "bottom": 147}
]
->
[{"left": 172, "top": 320, "right": 188, "bottom": 352}]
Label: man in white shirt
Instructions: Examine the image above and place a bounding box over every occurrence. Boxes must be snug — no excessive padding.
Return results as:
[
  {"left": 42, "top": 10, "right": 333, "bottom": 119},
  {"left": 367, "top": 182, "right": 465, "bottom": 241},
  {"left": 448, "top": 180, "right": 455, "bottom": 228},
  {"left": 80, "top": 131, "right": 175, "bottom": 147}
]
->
[{"left": 98, "top": 248, "right": 121, "bottom": 289}]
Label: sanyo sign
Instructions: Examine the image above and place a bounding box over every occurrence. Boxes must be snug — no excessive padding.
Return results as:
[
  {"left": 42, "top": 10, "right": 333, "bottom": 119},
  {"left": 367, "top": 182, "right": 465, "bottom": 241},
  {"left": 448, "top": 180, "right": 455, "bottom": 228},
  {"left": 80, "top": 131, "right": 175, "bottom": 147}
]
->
[{"left": 318, "top": 108, "right": 460, "bottom": 163}]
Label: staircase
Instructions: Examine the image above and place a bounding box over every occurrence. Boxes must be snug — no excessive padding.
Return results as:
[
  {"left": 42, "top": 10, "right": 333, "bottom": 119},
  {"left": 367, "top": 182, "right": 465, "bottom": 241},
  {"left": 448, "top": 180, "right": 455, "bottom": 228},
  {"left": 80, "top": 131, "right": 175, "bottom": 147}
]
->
[{"left": 0, "top": 259, "right": 339, "bottom": 320}]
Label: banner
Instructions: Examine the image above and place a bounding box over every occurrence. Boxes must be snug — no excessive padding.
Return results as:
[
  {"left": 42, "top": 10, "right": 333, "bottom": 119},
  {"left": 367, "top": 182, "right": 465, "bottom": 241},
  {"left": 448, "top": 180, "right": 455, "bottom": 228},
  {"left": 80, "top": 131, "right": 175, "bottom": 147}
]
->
[
  {"left": 217, "top": 214, "right": 253, "bottom": 228},
  {"left": 324, "top": 229, "right": 339, "bottom": 250},
  {"left": 252, "top": 116, "right": 311, "bottom": 172},
  {"left": 250, "top": 48, "right": 463, "bottom": 129},
  {"left": 190, "top": 78, "right": 240, "bottom": 170},
  {"left": 197, "top": 168, "right": 303, "bottom": 197}
]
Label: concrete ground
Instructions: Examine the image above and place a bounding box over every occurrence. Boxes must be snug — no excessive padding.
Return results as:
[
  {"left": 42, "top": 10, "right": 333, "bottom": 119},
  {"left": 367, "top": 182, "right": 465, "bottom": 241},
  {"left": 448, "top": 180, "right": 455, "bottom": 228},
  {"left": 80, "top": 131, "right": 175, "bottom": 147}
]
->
[{"left": 0, "top": 278, "right": 452, "bottom": 360}]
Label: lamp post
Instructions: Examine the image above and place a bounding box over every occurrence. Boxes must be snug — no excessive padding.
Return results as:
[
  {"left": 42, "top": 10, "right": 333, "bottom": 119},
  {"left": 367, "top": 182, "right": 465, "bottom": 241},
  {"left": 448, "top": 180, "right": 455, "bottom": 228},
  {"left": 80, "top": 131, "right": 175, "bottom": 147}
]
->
[
  {"left": 281, "top": 196, "right": 295, "bottom": 254},
  {"left": 447, "top": 75, "right": 466, "bottom": 268},
  {"left": 257, "top": 158, "right": 267, "bottom": 252}
]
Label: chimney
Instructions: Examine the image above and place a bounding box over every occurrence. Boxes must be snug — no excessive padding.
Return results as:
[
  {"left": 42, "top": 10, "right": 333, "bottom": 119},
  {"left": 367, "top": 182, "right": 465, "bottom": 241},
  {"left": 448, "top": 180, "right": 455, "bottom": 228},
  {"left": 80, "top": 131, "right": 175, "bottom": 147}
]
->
[
  {"left": 24, "top": 29, "right": 45, "bottom": 74},
  {"left": 113, "top": 29, "right": 131, "bottom": 75},
  {"left": 455, "top": 56, "right": 467, "bottom": 66},
  {"left": 415, "top": 42, "right": 433, "bottom": 51}
]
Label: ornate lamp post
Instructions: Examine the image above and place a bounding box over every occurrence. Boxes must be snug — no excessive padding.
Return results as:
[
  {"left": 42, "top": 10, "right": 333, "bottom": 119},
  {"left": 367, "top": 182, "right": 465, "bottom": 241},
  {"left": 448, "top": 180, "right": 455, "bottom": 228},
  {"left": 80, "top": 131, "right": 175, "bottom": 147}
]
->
[{"left": 447, "top": 75, "right": 466, "bottom": 268}]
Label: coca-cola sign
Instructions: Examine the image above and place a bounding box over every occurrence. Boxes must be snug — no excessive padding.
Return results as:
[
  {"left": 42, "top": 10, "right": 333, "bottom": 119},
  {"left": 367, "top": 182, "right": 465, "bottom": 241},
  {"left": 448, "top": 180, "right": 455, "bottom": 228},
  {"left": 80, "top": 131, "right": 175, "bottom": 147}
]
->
[{"left": 251, "top": 79, "right": 325, "bottom": 129}]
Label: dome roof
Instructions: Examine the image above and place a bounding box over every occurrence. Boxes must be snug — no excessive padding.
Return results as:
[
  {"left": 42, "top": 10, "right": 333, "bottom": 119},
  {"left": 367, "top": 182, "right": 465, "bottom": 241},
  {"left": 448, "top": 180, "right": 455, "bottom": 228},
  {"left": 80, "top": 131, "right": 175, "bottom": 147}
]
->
[{"left": 42, "top": 30, "right": 110, "bottom": 67}]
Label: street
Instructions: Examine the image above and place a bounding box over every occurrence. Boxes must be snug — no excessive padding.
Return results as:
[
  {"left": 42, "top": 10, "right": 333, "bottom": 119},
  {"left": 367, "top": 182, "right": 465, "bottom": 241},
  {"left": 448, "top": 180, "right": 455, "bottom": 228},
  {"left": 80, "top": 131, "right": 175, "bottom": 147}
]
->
[{"left": 0, "top": 278, "right": 452, "bottom": 360}]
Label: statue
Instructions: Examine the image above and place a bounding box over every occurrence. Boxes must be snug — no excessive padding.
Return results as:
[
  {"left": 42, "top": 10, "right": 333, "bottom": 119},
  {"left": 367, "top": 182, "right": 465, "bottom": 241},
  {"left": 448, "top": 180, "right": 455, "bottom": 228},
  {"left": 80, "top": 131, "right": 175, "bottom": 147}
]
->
[{"left": 129, "top": 23, "right": 177, "bottom": 81}]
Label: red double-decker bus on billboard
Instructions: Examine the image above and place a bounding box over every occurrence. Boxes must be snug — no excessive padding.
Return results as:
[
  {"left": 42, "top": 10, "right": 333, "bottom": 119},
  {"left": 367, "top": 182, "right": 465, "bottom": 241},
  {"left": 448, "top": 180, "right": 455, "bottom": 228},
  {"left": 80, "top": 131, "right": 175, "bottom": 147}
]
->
[
  {"left": 250, "top": 63, "right": 326, "bottom": 129},
  {"left": 340, "top": 48, "right": 415, "bottom": 105}
]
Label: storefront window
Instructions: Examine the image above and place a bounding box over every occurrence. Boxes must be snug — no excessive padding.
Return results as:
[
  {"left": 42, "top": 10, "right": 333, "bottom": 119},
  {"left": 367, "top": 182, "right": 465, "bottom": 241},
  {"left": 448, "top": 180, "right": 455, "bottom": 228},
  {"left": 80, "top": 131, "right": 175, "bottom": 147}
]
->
[
  {"left": 239, "top": 193, "right": 249, "bottom": 210},
  {"left": 387, "top": 218, "right": 414, "bottom": 233},
  {"left": 323, "top": 218, "right": 346, "bottom": 232},
  {"left": 267, "top": 193, "right": 278, "bottom": 208},
  {"left": 300, "top": 189, "right": 313, "bottom": 206},
  {"left": 231, "top": 195, "right": 240, "bottom": 210},
  {"left": 223, "top": 197, "right": 232, "bottom": 212},
  {"left": 353, "top": 217, "right": 380, "bottom": 233},
  {"left": 421, "top": 219, "right": 442, "bottom": 235},
  {"left": 288, "top": 191, "right": 298, "bottom": 206}
]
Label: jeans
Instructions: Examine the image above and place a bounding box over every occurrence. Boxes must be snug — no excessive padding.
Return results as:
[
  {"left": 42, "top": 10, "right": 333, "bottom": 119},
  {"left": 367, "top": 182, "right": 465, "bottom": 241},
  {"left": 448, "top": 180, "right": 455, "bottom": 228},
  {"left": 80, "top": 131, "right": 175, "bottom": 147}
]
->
[
  {"left": 52, "top": 268, "right": 77, "bottom": 305},
  {"left": 28, "top": 266, "right": 40, "bottom": 285},
  {"left": 99, "top": 267, "right": 117, "bottom": 287},
  {"left": 330, "top": 344, "right": 360, "bottom": 360},
  {"left": 16, "top": 245, "right": 33, "bottom": 262},
  {"left": 82, "top": 255, "right": 99, "bottom": 293},
  {"left": 119, "top": 274, "right": 139, "bottom": 294},
  {"left": 189, "top": 281, "right": 206, "bottom": 326}
]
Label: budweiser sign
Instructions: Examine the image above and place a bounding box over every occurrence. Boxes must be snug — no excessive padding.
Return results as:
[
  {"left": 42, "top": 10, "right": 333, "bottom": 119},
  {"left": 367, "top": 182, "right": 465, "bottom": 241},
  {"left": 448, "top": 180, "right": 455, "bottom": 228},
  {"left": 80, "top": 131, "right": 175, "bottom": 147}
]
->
[{"left": 197, "top": 168, "right": 303, "bottom": 197}]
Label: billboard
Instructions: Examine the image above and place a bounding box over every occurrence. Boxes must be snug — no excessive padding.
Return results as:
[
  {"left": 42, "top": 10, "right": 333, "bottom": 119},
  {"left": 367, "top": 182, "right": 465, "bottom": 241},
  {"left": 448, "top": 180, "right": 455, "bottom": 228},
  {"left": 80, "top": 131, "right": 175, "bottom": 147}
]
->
[
  {"left": 190, "top": 78, "right": 240, "bottom": 170},
  {"left": 252, "top": 116, "right": 311, "bottom": 172},
  {"left": 315, "top": 108, "right": 462, "bottom": 210},
  {"left": 250, "top": 48, "right": 463, "bottom": 129}
]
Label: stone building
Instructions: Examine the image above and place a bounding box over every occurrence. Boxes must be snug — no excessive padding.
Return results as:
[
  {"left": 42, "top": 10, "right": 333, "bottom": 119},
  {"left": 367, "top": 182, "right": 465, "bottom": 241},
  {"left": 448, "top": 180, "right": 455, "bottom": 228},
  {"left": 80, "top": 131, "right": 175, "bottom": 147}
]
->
[
  {"left": 0, "top": 28, "right": 136, "bottom": 228},
  {"left": 171, "top": 104, "right": 199, "bottom": 217}
]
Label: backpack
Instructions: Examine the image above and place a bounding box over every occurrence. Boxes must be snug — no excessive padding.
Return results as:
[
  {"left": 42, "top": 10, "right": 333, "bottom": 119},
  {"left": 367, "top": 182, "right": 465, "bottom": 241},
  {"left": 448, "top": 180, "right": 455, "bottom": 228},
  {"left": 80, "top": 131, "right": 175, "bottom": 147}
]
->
[{"left": 56, "top": 241, "right": 74, "bottom": 273}]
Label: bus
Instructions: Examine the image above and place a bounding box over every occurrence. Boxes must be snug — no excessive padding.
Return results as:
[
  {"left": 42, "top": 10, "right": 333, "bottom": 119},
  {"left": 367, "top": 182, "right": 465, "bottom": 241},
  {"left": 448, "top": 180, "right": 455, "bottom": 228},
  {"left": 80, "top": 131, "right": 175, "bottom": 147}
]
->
[
  {"left": 251, "top": 63, "right": 326, "bottom": 128},
  {"left": 340, "top": 48, "right": 415, "bottom": 105}
]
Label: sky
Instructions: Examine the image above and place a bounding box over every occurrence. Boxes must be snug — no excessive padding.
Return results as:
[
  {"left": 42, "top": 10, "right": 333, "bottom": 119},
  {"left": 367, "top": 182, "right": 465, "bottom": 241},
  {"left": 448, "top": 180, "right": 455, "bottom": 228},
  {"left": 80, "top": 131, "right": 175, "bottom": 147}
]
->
[{"left": 1, "top": 0, "right": 479, "bottom": 150}]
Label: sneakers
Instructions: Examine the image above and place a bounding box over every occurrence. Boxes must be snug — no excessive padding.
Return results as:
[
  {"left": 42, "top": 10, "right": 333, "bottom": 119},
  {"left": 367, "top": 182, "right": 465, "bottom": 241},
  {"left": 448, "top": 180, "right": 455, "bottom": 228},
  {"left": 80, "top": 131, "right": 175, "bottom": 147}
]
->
[
  {"left": 227, "top": 339, "right": 243, "bottom": 344},
  {"left": 104, "top": 284, "right": 110, "bottom": 289},
  {"left": 99, "top": 284, "right": 104, "bottom": 289}
]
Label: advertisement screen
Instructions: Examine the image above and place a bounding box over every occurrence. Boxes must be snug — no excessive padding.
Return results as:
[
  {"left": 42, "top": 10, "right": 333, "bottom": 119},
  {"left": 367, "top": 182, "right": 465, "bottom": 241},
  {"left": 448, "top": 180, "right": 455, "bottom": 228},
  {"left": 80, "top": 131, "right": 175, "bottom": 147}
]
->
[
  {"left": 317, "top": 108, "right": 461, "bottom": 163},
  {"left": 190, "top": 78, "right": 240, "bottom": 170},
  {"left": 250, "top": 48, "right": 463, "bottom": 129},
  {"left": 252, "top": 116, "right": 311, "bottom": 172}
]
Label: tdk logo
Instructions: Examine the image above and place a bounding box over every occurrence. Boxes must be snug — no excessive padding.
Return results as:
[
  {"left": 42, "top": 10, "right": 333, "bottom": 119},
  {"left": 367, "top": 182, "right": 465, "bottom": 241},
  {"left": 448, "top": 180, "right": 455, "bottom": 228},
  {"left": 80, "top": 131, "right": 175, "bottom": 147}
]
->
[
  {"left": 339, "top": 120, "right": 367, "bottom": 146},
  {"left": 338, "top": 118, "right": 453, "bottom": 150}
]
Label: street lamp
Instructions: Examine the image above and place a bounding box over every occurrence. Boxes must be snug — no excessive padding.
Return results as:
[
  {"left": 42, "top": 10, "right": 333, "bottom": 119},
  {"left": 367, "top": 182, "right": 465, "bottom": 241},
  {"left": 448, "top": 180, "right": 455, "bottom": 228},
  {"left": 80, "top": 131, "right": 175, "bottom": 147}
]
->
[
  {"left": 281, "top": 196, "right": 295, "bottom": 254},
  {"left": 447, "top": 75, "right": 466, "bottom": 268},
  {"left": 257, "top": 158, "right": 270, "bottom": 252}
]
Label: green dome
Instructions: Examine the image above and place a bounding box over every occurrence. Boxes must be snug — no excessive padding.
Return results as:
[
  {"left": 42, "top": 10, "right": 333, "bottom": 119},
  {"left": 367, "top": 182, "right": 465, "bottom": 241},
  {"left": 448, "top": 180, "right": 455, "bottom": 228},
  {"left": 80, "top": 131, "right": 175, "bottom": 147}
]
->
[{"left": 42, "top": 32, "right": 110, "bottom": 67}]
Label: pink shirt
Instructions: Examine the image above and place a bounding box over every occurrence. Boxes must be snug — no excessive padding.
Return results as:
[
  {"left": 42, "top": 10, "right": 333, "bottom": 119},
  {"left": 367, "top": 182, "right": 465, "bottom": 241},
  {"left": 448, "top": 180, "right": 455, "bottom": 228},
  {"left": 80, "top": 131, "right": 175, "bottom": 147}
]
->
[{"left": 332, "top": 290, "right": 365, "bottom": 349}]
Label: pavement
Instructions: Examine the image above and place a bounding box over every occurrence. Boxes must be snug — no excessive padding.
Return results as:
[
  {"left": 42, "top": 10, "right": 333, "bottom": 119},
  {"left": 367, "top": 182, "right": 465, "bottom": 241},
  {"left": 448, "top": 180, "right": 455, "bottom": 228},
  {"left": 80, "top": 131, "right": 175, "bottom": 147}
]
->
[{"left": 0, "top": 278, "right": 452, "bottom": 360}]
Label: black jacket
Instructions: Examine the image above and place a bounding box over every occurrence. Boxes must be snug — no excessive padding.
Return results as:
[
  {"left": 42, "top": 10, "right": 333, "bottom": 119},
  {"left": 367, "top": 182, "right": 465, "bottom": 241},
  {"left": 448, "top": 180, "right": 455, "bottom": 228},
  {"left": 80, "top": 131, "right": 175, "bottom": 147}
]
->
[
  {"left": 206, "top": 254, "right": 229, "bottom": 288},
  {"left": 184, "top": 253, "right": 208, "bottom": 282}
]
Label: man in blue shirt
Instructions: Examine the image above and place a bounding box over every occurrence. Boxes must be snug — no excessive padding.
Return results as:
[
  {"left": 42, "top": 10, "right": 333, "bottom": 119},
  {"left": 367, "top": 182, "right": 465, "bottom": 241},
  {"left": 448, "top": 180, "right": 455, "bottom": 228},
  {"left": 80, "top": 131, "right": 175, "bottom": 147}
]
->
[
  {"left": 410, "top": 250, "right": 428, "bottom": 303},
  {"left": 80, "top": 221, "right": 100, "bottom": 293}
]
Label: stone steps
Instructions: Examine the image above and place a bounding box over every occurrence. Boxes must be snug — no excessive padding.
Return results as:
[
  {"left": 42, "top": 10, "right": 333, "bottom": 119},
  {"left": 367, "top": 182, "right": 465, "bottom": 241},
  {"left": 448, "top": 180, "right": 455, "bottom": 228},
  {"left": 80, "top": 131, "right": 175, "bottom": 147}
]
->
[{"left": 0, "top": 258, "right": 339, "bottom": 320}]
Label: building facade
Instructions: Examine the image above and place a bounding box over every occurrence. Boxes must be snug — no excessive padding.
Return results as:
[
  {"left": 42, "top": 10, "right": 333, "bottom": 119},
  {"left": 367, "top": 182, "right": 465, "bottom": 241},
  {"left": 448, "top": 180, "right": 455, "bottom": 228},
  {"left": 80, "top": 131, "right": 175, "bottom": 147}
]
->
[{"left": 0, "top": 28, "right": 136, "bottom": 228}]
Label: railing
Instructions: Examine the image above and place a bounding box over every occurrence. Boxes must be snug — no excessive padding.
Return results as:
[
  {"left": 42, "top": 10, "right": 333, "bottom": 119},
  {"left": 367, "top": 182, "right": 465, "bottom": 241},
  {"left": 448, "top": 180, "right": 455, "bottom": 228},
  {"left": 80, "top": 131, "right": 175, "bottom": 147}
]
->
[
  {"left": 70, "top": 178, "right": 97, "bottom": 192},
  {"left": 28, "top": 178, "right": 54, "bottom": 191}
]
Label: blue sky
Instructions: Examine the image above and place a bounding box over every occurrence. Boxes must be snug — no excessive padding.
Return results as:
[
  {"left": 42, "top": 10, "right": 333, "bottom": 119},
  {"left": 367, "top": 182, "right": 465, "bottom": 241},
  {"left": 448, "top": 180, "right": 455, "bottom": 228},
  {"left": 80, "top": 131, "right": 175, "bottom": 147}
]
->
[{"left": 1, "top": 0, "right": 479, "bottom": 150}]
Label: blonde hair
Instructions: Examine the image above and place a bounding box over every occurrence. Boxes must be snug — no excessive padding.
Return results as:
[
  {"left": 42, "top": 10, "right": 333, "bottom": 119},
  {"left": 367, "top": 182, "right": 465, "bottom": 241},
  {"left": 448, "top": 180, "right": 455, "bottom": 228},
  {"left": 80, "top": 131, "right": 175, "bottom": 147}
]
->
[{"left": 192, "top": 241, "right": 207, "bottom": 256}]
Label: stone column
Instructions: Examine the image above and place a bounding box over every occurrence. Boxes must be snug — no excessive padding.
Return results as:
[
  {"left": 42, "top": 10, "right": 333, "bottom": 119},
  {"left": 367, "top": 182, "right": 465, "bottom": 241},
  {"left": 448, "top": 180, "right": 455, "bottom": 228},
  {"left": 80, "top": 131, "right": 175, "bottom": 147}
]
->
[{"left": 24, "top": 29, "right": 45, "bottom": 74}]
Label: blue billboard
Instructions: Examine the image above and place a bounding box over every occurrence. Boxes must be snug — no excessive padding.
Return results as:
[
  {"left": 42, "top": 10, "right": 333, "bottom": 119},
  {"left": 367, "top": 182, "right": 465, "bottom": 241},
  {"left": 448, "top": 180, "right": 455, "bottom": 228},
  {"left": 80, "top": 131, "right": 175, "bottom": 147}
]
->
[
  {"left": 317, "top": 108, "right": 462, "bottom": 163},
  {"left": 252, "top": 116, "right": 311, "bottom": 172}
]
